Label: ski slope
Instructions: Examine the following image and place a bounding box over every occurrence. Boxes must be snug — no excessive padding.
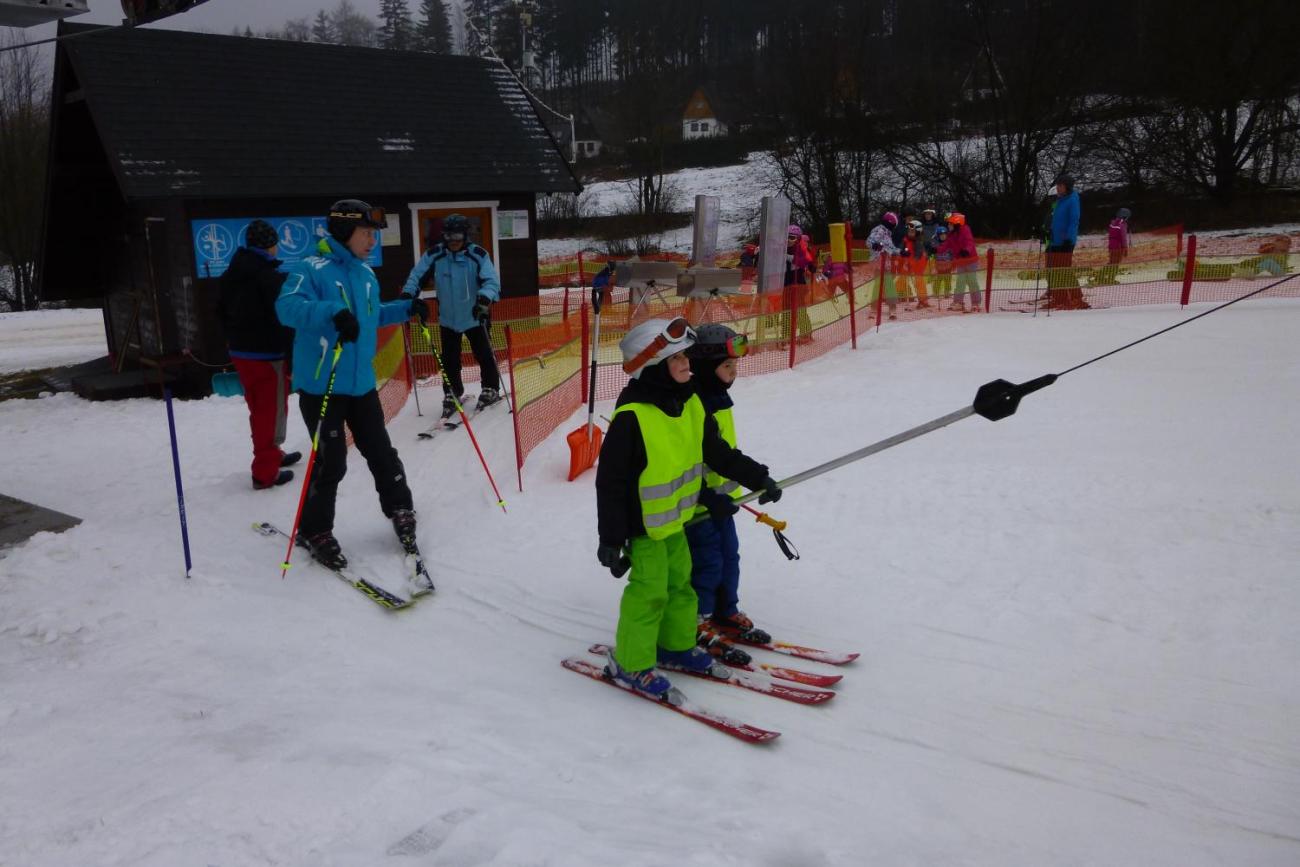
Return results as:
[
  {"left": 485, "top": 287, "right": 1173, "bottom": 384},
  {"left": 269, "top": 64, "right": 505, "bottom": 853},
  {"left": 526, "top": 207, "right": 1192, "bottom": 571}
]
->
[{"left": 1, "top": 302, "right": 1298, "bottom": 866}]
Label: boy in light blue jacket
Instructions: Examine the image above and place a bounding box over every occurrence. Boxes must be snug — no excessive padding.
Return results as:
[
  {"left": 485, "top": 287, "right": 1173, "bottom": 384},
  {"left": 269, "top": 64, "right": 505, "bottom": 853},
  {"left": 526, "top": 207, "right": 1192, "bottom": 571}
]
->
[
  {"left": 276, "top": 199, "right": 431, "bottom": 593},
  {"left": 401, "top": 213, "right": 503, "bottom": 417}
]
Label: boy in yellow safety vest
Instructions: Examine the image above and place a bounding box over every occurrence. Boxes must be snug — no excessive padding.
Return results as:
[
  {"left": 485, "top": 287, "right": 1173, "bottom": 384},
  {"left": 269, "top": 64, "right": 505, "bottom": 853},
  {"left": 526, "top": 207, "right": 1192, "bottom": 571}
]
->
[{"left": 595, "top": 317, "right": 782, "bottom": 698}]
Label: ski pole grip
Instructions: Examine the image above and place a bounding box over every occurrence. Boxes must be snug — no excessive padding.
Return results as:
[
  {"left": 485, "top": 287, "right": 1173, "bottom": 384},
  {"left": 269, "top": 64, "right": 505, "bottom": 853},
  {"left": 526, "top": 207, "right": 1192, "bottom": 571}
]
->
[
  {"left": 972, "top": 373, "right": 1058, "bottom": 421},
  {"left": 755, "top": 512, "right": 787, "bottom": 532}
]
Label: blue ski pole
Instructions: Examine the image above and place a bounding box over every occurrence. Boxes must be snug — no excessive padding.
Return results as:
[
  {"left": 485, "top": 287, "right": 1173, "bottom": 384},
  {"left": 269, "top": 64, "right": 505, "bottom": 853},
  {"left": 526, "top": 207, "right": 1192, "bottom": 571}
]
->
[{"left": 164, "top": 385, "right": 192, "bottom": 578}]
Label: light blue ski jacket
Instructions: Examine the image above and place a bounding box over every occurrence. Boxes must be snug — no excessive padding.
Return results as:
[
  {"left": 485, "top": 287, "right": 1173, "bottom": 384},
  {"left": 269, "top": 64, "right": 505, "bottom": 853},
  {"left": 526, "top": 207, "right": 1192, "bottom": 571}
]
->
[
  {"left": 401, "top": 242, "right": 501, "bottom": 333},
  {"left": 276, "top": 236, "right": 412, "bottom": 396}
]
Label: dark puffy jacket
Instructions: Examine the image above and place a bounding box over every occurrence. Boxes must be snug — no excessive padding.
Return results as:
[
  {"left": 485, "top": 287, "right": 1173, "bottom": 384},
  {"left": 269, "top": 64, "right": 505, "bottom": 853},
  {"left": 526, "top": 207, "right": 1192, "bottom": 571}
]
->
[
  {"left": 218, "top": 247, "right": 291, "bottom": 356},
  {"left": 595, "top": 374, "right": 769, "bottom": 548}
]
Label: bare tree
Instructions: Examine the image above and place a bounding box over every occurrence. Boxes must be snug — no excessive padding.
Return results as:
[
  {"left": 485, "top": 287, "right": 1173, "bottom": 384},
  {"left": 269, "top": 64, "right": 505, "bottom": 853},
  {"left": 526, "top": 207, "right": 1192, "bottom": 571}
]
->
[{"left": 0, "top": 30, "right": 49, "bottom": 312}]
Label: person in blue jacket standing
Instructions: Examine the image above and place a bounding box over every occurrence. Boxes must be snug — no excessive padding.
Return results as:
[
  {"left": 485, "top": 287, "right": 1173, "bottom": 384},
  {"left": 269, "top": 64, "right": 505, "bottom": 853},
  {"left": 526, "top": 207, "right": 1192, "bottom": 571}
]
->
[
  {"left": 276, "top": 199, "right": 431, "bottom": 592},
  {"left": 401, "top": 214, "right": 503, "bottom": 419},
  {"left": 1046, "top": 172, "right": 1088, "bottom": 309}
]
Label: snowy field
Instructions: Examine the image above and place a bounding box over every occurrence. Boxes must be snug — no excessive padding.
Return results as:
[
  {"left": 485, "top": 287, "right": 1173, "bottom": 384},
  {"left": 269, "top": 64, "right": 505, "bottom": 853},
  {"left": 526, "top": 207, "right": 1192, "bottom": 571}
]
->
[
  {"left": 1, "top": 302, "right": 1299, "bottom": 866},
  {"left": 0, "top": 307, "right": 106, "bottom": 374}
]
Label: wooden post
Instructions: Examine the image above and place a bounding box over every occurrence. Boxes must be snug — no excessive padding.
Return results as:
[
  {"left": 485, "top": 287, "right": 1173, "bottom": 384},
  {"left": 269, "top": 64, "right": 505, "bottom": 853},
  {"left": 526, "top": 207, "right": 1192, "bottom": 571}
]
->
[
  {"left": 1180, "top": 235, "right": 1197, "bottom": 307},
  {"left": 504, "top": 326, "right": 525, "bottom": 493},
  {"left": 984, "top": 247, "right": 995, "bottom": 312}
]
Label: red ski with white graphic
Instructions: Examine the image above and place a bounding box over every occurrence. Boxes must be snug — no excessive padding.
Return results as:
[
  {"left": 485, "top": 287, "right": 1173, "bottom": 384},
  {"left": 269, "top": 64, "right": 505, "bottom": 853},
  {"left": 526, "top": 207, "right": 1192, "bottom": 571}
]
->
[
  {"left": 561, "top": 657, "right": 780, "bottom": 745},
  {"left": 587, "top": 645, "right": 833, "bottom": 705},
  {"left": 714, "top": 625, "right": 860, "bottom": 666}
]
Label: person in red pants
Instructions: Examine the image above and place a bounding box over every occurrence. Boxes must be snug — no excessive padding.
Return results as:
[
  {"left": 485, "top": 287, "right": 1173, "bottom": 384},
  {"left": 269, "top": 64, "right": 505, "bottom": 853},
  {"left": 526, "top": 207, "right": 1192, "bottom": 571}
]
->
[{"left": 218, "top": 219, "right": 300, "bottom": 489}]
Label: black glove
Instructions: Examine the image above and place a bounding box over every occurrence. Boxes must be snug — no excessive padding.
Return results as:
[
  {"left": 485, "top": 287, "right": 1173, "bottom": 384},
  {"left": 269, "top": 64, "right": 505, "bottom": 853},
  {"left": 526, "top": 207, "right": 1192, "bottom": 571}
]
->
[
  {"left": 757, "top": 476, "right": 782, "bottom": 505},
  {"left": 597, "top": 543, "right": 623, "bottom": 571},
  {"left": 332, "top": 309, "right": 360, "bottom": 344},
  {"left": 473, "top": 294, "right": 492, "bottom": 323},
  {"left": 404, "top": 294, "right": 428, "bottom": 325},
  {"left": 698, "top": 488, "right": 739, "bottom": 521}
]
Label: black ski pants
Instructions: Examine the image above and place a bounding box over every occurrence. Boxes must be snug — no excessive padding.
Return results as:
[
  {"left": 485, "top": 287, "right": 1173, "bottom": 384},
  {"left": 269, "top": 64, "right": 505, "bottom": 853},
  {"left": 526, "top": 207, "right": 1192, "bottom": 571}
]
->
[
  {"left": 439, "top": 323, "right": 500, "bottom": 397},
  {"left": 297, "top": 389, "right": 412, "bottom": 537}
]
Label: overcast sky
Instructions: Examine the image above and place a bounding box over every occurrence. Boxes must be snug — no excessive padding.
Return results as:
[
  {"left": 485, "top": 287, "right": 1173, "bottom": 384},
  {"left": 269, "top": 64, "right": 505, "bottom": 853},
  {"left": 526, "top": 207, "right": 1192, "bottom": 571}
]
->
[{"left": 13, "top": 0, "right": 456, "bottom": 44}]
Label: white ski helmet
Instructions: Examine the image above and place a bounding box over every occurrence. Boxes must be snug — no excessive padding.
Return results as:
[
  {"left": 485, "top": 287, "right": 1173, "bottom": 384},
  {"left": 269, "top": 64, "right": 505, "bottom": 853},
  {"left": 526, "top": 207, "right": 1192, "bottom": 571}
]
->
[{"left": 620, "top": 317, "right": 697, "bottom": 378}]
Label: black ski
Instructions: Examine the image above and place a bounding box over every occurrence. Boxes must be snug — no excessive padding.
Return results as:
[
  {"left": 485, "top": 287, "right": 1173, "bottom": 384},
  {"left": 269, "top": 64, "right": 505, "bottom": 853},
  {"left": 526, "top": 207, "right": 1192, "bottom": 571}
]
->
[{"left": 252, "top": 522, "right": 413, "bottom": 610}]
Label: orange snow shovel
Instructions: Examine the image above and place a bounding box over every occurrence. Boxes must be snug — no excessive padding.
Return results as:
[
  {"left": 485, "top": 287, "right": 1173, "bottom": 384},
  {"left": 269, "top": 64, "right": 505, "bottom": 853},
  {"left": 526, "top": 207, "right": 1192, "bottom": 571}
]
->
[{"left": 566, "top": 284, "right": 606, "bottom": 480}]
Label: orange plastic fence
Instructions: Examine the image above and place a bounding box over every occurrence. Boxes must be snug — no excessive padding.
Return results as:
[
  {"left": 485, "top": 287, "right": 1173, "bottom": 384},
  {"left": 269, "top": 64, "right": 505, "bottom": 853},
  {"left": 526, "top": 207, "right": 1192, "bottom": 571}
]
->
[{"left": 377, "top": 228, "right": 1299, "bottom": 483}]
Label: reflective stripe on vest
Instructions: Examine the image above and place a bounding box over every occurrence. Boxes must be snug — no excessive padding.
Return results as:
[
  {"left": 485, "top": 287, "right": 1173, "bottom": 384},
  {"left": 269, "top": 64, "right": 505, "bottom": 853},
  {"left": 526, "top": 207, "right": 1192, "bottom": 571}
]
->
[
  {"left": 704, "top": 406, "right": 742, "bottom": 499},
  {"left": 613, "top": 395, "right": 706, "bottom": 540}
]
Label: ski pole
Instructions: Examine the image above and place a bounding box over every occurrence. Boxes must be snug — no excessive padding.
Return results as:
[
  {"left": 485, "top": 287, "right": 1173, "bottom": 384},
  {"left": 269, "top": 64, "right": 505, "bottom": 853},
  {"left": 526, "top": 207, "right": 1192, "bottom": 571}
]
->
[
  {"left": 281, "top": 340, "right": 344, "bottom": 578},
  {"left": 163, "top": 384, "right": 192, "bottom": 578},
  {"left": 609, "top": 274, "right": 1298, "bottom": 578},
  {"left": 424, "top": 326, "right": 508, "bottom": 514},
  {"left": 740, "top": 504, "right": 799, "bottom": 561},
  {"left": 480, "top": 319, "right": 514, "bottom": 415}
]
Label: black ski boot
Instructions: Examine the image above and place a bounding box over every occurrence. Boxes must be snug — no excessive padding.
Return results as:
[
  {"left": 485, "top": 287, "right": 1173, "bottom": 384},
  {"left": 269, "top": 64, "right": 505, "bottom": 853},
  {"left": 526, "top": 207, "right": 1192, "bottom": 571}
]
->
[
  {"left": 391, "top": 508, "right": 418, "bottom": 554},
  {"left": 697, "top": 621, "right": 753, "bottom": 666},
  {"left": 440, "top": 395, "right": 458, "bottom": 421},
  {"left": 298, "top": 530, "right": 347, "bottom": 570},
  {"left": 475, "top": 387, "right": 504, "bottom": 412}
]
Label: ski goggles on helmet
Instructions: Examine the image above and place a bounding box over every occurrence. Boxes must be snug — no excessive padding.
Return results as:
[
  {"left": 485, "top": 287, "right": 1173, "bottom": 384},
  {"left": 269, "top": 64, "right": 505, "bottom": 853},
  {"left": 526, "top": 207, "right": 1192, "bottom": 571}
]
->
[
  {"left": 328, "top": 205, "right": 388, "bottom": 229},
  {"left": 621, "top": 317, "right": 695, "bottom": 374},
  {"left": 693, "top": 333, "right": 748, "bottom": 360},
  {"left": 443, "top": 231, "right": 466, "bottom": 242}
]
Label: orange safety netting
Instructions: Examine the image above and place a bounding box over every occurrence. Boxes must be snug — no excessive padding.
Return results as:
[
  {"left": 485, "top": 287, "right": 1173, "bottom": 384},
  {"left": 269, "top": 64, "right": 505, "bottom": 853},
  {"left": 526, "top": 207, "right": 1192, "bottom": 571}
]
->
[{"left": 372, "top": 226, "right": 1298, "bottom": 483}]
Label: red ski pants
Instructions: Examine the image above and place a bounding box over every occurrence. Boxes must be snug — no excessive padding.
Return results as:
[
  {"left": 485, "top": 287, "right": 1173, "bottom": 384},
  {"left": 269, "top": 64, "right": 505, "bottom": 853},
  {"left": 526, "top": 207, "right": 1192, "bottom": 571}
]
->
[{"left": 232, "top": 357, "right": 289, "bottom": 485}]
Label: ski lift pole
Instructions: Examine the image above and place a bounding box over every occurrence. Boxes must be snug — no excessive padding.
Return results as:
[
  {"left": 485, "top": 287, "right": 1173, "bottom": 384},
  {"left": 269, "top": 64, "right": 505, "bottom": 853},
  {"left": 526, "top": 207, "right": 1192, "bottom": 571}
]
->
[{"left": 423, "top": 326, "right": 508, "bottom": 514}]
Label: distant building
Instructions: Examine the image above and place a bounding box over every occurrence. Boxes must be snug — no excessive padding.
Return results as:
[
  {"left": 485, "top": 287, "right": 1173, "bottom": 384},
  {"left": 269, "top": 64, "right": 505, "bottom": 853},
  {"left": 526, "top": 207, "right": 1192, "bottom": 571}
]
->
[
  {"left": 681, "top": 87, "right": 728, "bottom": 141},
  {"left": 40, "top": 24, "right": 579, "bottom": 396}
]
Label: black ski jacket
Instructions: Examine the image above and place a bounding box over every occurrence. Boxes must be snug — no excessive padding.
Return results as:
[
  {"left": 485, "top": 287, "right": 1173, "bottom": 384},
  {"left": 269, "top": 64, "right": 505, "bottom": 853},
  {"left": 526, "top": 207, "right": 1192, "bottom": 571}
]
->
[
  {"left": 595, "top": 376, "right": 768, "bottom": 548},
  {"left": 218, "top": 247, "right": 292, "bottom": 356}
]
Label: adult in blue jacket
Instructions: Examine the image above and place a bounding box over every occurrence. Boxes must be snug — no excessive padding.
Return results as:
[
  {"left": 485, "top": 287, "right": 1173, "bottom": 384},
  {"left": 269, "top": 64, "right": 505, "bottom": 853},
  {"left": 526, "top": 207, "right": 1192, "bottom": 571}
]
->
[
  {"left": 401, "top": 214, "right": 503, "bottom": 418},
  {"left": 276, "top": 199, "right": 430, "bottom": 591},
  {"left": 1046, "top": 173, "right": 1088, "bottom": 309}
]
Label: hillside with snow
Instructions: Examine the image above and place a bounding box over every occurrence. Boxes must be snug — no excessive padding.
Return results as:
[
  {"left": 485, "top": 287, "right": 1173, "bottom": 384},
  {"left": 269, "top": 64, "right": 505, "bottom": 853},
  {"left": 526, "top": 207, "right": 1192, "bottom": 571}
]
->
[{"left": 1, "top": 302, "right": 1299, "bottom": 866}]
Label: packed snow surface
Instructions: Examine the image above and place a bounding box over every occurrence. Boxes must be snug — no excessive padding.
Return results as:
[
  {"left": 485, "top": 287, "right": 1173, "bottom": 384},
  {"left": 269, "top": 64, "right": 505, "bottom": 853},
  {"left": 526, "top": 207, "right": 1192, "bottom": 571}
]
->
[
  {"left": 0, "top": 307, "right": 106, "bottom": 374},
  {"left": 1, "top": 302, "right": 1298, "bottom": 866}
]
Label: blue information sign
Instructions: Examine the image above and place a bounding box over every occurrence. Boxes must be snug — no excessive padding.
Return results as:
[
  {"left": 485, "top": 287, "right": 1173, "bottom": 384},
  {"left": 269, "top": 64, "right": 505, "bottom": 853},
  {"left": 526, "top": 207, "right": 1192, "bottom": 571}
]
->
[{"left": 192, "top": 216, "right": 382, "bottom": 278}]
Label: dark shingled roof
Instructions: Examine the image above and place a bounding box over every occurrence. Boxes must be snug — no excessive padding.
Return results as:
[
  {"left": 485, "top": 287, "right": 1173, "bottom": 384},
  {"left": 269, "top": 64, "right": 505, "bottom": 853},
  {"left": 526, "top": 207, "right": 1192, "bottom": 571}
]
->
[{"left": 59, "top": 23, "right": 580, "bottom": 200}]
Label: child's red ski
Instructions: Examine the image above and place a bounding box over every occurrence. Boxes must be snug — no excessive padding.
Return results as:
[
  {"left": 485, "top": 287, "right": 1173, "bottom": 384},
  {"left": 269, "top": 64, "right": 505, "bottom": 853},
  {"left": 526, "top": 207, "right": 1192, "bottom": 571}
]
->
[
  {"left": 750, "top": 661, "right": 842, "bottom": 688},
  {"left": 561, "top": 657, "right": 780, "bottom": 744},
  {"left": 588, "top": 645, "right": 833, "bottom": 705},
  {"left": 714, "top": 626, "right": 860, "bottom": 666}
]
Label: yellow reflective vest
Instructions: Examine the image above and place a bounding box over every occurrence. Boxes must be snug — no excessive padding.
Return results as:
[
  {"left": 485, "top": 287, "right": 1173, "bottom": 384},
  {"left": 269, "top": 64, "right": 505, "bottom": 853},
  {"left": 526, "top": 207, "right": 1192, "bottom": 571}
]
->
[
  {"left": 612, "top": 395, "right": 707, "bottom": 539},
  {"left": 703, "top": 406, "right": 741, "bottom": 501}
]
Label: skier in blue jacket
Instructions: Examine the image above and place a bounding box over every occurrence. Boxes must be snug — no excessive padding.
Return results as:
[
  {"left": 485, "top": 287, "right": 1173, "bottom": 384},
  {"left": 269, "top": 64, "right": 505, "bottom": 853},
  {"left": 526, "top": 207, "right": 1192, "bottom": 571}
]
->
[
  {"left": 1046, "top": 173, "right": 1088, "bottom": 309},
  {"left": 401, "top": 214, "right": 503, "bottom": 418},
  {"left": 276, "top": 199, "right": 432, "bottom": 593}
]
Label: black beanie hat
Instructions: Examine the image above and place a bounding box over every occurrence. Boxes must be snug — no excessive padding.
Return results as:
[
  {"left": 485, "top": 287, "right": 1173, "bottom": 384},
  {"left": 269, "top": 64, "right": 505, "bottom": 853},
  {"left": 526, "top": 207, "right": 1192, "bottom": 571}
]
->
[{"left": 245, "top": 219, "right": 278, "bottom": 250}]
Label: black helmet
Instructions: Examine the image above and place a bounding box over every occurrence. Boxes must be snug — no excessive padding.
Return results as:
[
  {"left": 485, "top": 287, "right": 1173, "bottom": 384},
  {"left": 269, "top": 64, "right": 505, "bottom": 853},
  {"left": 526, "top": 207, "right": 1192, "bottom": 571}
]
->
[
  {"left": 1053, "top": 172, "right": 1074, "bottom": 192},
  {"left": 443, "top": 213, "right": 471, "bottom": 240},
  {"left": 327, "top": 199, "right": 387, "bottom": 244},
  {"left": 686, "top": 323, "right": 746, "bottom": 360},
  {"left": 1116, "top": 207, "right": 1131, "bottom": 220}
]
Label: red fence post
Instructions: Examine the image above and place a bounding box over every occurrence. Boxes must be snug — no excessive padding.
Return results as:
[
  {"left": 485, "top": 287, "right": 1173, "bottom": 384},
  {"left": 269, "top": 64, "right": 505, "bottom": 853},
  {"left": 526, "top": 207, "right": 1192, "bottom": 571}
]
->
[
  {"left": 847, "top": 281, "right": 858, "bottom": 349},
  {"left": 579, "top": 301, "right": 589, "bottom": 404},
  {"left": 577, "top": 250, "right": 585, "bottom": 287},
  {"left": 562, "top": 286, "right": 570, "bottom": 321},
  {"left": 504, "top": 325, "right": 524, "bottom": 493},
  {"left": 1180, "top": 234, "right": 1197, "bottom": 307},
  {"left": 1176, "top": 225, "right": 1184, "bottom": 259},
  {"left": 984, "top": 247, "right": 995, "bottom": 312},
  {"left": 875, "top": 253, "right": 886, "bottom": 330},
  {"left": 786, "top": 285, "right": 798, "bottom": 369}
]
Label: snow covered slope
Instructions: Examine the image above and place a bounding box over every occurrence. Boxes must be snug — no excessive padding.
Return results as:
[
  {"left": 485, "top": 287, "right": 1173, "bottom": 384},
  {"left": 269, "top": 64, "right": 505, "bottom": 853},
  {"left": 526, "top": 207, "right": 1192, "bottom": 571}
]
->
[{"left": 1, "top": 302, "right": 1298, "bottom": 866}]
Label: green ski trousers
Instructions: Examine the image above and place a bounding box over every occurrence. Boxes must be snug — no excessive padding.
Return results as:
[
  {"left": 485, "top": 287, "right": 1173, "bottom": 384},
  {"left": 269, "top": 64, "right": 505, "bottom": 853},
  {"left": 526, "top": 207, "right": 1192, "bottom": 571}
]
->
[{"left": 613, "top": 532, "right": 698, "bottom": 671}]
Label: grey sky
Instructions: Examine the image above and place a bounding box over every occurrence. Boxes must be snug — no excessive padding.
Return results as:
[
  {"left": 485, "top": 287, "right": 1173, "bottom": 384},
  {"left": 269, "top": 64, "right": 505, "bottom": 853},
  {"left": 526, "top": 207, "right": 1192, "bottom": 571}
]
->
[{"left": 14, "top": 0, "right": 459, "bottom": 44}]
